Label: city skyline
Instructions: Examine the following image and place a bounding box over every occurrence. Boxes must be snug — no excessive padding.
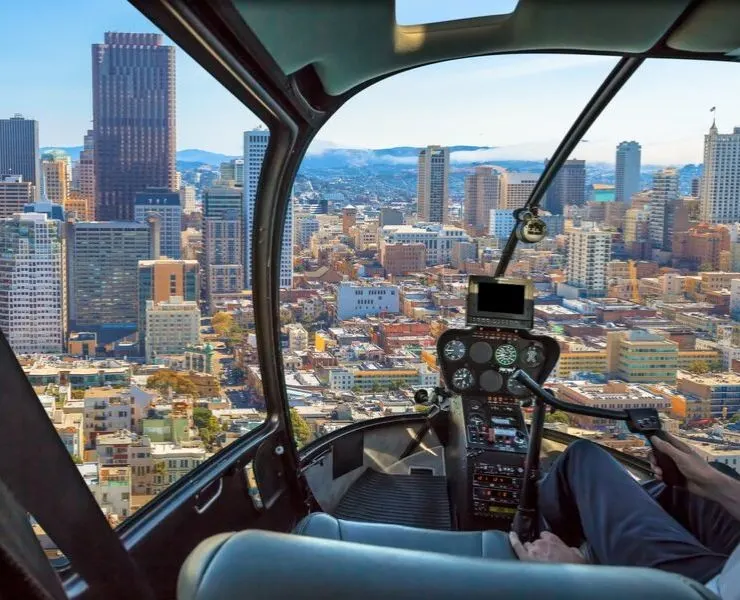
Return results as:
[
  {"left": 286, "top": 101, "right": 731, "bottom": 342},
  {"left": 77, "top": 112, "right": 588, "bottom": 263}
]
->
[{"left": 3, "top": 1, "right": 740, "bottom": 165}]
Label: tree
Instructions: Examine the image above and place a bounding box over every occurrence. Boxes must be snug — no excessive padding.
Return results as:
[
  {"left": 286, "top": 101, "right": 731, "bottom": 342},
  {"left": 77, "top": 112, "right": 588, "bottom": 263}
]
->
[
  {"left": 193, "top": 407, "right": 220, "bottom": 446},
  {"left": 146, "top": 369, "right": 198, "bottom": 397},
  {"left": 699, "top": 262, "right": 714, "bottom": 272},
  {"left": 71, "top": 454, "right": 83, "bottom": 464},
  {"left": 687, "top": 360, "right": 710, "bottom": 375},
  {"left": 226, "top": 324, "right": 245, "bottom": 347},
  {"left": 212, "top": 312, "right": 234, "bottom": 336},
  {"left": 545, "top": 411, "right": 570, "bottom": 425},
  {"left": 290, "top": 408, "right": 312, "bottom": 447},
  {"left": 730, "top": 413, "right": 740, "bottom": 423},
  {"left": 71, "top": 389, "right": 85, "bottom": 400}
]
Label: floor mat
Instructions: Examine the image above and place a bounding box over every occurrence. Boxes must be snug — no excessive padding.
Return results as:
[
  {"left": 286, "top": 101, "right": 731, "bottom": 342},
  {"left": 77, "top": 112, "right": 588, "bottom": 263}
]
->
[{"left": 334, "top": 469, "right": 451, "bottom": 530}]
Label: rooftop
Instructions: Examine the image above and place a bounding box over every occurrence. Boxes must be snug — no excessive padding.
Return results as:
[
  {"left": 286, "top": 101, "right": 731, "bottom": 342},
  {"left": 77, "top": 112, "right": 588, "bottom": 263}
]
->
[{"left": 677, "top": 371, "right": 740, "bottom": 386}]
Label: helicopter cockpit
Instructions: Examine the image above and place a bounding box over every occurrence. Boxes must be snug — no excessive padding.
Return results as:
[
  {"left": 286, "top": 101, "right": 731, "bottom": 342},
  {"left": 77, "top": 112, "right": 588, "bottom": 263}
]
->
[
  {"left": 177, "top": 276, "right": 702, "bottom": 600},
  {"left": 0, "top": 1, "right": 737, "bottom": 599}
]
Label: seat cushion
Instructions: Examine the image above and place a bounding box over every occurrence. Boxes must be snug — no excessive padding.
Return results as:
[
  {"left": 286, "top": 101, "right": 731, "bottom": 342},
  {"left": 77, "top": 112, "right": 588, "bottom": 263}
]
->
[
  {"left": 178, "top": 529, "right": 720, "bottom": 600},
  {"left": 294, "top": 512, "right": 516, "bottom": 560}
]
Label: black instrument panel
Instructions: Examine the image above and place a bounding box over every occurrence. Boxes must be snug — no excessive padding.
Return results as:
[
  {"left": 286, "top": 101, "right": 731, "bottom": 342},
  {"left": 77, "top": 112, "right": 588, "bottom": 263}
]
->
[
  {"left": 437, "top": 328, "right": 559, "bottom": 400},
  {"left": 440, "top": 327, "right": 560, "bottom": 530}
]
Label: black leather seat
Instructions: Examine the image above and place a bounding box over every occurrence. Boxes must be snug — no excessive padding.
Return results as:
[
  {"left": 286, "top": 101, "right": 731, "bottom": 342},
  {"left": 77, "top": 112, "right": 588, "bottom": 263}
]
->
[
  {"left": 294, "top": 512, "right": 517, "bottom": 559},
  {"left": 177, "top": 529, "right": 720, "bottom": 600}
]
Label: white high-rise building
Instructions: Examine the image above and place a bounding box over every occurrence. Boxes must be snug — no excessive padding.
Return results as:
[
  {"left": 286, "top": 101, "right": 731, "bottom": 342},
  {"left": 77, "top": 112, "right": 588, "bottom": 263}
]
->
[
  {"left": 615, "top": 141, "right": 641, "bottom": 203},
  {"left": 700, "top": 123, "right": 740, "bottom": 223},
  {"left": 417, "top": 146, "right": 449, "bottom": 223},
  {"left": 649, "top": 167, "right": 679, "bottom": 251},
  {"left": 0, "top": 212, "right": 65, "bottom": 353},
  {"left": 179, "top": 185, "right": 197, "bottom": 213},
  {"left": 566, "top": 225, "right": 612, "bottom": 295},
  {"left": 243, "top": 128, "right": 293, "bottom": 289}
]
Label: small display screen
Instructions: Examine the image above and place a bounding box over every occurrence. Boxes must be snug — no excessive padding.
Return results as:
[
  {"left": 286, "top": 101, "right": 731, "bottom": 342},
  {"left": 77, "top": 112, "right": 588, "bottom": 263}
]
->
[{"left": 477, "top": 282, "right": 525, "bottom": 315}]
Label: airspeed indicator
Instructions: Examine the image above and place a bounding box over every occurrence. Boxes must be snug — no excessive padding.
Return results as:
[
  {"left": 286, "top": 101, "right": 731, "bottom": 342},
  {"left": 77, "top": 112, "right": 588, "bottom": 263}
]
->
[{"left": 495, "top": 344, "right": 518, "bottom": 367}]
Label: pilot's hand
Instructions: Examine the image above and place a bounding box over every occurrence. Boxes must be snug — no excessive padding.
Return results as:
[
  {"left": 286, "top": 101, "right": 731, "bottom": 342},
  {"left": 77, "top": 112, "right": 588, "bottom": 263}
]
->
[
  {"left": 509, "top": 531, "right": 586, "bottom": 564},
  {"left": 650, "top": 433, "right": 721, "bottom": 498}
]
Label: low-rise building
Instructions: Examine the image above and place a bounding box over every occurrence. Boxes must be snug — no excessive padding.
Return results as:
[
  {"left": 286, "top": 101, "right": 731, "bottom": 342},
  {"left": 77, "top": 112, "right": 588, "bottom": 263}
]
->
[
  {"left": 555, "top": 380, "right": 671, "bottom": 429},
  {"left": 677, "top": 371, "right": 740, "bottom": 419},
  {"left": 145, "top": 296, "right": 201, "bottom": 361},
  {"left": 150, "top": 442, "right": 207, "bottom": 495},
  {"left": 556, "top": 346, "right": 608, "bottom": 379},
  {"left": 606, "top": 329, "right": 679, "bottom": 384},
  {"left": 336, "top": 281, "right": 400, "bottom": 320},
  {"left": 326, "top": 363, "right": 439, "bottom": 392},
  {"left": 83, "top": 389, "right": 133, "bottom": 449}
]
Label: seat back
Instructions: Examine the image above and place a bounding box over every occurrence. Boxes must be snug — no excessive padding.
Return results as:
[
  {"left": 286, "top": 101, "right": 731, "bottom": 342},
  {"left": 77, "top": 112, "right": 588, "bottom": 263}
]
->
[{"left": 178, "top": 529, "right": 719, "bottom": 600}]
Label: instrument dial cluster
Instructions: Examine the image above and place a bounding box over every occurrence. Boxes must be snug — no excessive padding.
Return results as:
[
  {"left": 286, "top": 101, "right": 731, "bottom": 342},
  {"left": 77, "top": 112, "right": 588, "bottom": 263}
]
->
[{"left": 437, "top": 329, "right": 558, "bottom": 399}]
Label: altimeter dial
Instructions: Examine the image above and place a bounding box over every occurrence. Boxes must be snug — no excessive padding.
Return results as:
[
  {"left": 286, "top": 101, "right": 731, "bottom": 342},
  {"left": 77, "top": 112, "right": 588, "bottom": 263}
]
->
[{"left": 452, "top": 368, "right": 475, "bottom": 391}]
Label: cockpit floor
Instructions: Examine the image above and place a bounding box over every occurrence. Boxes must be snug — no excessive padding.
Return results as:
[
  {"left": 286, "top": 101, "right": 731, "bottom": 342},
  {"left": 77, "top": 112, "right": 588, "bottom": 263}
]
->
[{"left": 334, "top": 469, "right": 451, "bottom": 530}]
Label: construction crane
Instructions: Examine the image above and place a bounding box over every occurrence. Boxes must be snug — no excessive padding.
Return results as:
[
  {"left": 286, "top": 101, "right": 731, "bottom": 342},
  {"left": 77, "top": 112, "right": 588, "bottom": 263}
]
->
[{"left": 628, "top": 260, "right": 641, "bottom": 303}]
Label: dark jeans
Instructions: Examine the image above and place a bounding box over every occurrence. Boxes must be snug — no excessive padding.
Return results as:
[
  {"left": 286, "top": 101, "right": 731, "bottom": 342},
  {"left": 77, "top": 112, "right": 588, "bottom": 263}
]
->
[{"left": 540, "top": 439, "right": 740, "bottom": 584}]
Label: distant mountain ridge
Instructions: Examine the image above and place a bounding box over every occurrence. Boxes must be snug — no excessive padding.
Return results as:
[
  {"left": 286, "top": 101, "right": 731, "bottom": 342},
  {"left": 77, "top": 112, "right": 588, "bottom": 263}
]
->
[
  {"left": 41, "top": 146, "right": 239, "bottom": 165},
  {"left": 40, "top": 144, "right": 698, "bottom": 178},
  {"left": 40, "top": 144, "right": 491, "bottom": 167}
]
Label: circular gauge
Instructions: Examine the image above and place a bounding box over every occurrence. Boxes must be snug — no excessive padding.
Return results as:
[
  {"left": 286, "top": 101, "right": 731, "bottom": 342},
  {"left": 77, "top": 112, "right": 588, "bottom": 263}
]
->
[
  {"left": 469, "top": 341, "right": 493, "bottom": 364},
  {"left": 469, "top": 400, "right": 482, "bottom": 412},
  {"left": 520, "top": 344, "right": 544, "bottom": 368},
  {"left": 443, "top": 339, "right": 466, "bottom": 361},
  {"left": 468, "top": 414, "right": 485, "bottom": 428},
  {"left": 506, "top": 377, "right": 529, "bottom": 397},
  {"left": 452, "top": 368, "right": 475, "bottom": 391},
  {"left": 479, "top": 370, "right": 504, "bottom": 393},
  {"left": 495, "top": 344, "right": 518, "bottom": 367}
]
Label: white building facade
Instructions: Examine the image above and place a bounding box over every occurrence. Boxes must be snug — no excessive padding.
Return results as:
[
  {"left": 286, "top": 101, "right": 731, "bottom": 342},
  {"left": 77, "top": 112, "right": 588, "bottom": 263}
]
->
[
  {"left": 700, "top": 123, "right": 740, "bottom": 223},
  {"left": 243, "top": 128, "right": 293, "bottom": 289},
  {"left": 336, "top": 281, "right": 400, "bottom": 320},
  {"left": 144, "top": 296, "right": 201, "bottom": 360},
  {"left": 0, "top": 212, "right": 65, "bottom": 354},
  {"left": 380, "top": 223, "right": 470, "bottom": 266},
  {"left": 566, "top": 225, "right": 612, "bottom": 295}
]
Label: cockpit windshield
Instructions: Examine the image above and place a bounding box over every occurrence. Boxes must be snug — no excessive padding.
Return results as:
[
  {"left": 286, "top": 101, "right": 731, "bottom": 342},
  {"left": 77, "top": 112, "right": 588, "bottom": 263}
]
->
[{"left": 1, "top": 0, "right": 740, "bottom": 571}]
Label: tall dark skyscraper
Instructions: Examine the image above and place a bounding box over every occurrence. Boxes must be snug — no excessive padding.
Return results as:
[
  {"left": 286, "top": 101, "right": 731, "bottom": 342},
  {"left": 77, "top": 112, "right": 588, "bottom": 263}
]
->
[
  {"left": 544, "top": 158, "right": 585, "bottom": 214},
  {"left": 0, "top": 114, "right": 40, "bottom": 198},
  {"left": 92, "top": 32, "right": 176, "bottom": 221}
]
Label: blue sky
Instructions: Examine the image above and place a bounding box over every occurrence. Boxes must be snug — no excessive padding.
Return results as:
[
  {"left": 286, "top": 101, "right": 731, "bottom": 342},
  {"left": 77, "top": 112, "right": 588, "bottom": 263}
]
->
[{"left": 1, "top": 0, "right": 737, "bottom": 164}]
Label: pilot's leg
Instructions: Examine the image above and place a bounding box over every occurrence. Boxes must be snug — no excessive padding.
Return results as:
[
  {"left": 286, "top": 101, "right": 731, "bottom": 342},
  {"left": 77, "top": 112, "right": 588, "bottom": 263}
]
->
[
  {"left": 645, "top": 468, "right": 740, "bottom": 557},
  {"left": 539, "top": 439, "right": 727, "bottom": 584}
]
